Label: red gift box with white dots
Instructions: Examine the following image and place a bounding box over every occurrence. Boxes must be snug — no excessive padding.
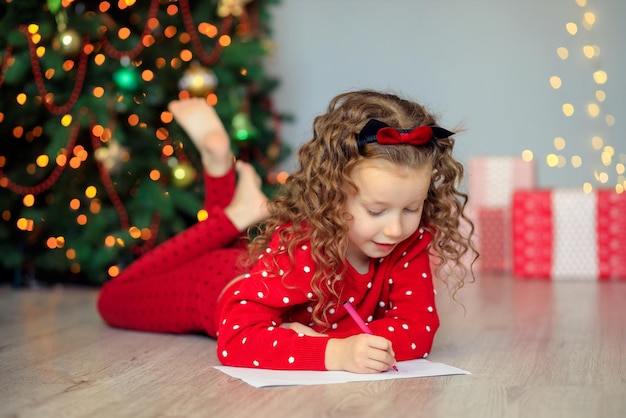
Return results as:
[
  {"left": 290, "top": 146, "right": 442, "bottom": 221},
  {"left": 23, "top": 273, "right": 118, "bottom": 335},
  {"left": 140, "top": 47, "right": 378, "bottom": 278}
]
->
[
  {"left": 475, "top": 207, "right": 508, "bottom": 274},
  {"left": 512, "top": 189, "right": 626, "bottom": 280}
]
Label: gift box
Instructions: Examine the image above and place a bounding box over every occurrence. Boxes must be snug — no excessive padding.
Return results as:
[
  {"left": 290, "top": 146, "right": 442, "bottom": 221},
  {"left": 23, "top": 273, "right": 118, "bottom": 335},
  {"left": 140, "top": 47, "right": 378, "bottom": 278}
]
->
[
  {"left": 474, "top": 207, "right": 508, "bottom": 273},
  {"left": 469, "top": 157, "right": 536, "bottom": 209},
  {"left": 468, "top": 157, "right": 535, "bottom": 273},
  {"left": 512, "top": 189, "right": 626, "bottom": 280}
]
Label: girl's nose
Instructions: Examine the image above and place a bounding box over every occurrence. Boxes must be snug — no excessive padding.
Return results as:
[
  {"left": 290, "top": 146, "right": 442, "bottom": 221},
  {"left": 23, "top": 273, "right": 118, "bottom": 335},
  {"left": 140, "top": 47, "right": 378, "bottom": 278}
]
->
[{"left": 383, "top": 216, "right": 403, "bottom": 238}]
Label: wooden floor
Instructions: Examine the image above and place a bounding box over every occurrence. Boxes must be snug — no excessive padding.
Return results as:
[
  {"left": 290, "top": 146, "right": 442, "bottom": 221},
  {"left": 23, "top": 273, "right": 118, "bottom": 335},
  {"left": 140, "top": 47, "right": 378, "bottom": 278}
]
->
[{"left": 1, "top": 275, "right": 625, "bottom": 418}]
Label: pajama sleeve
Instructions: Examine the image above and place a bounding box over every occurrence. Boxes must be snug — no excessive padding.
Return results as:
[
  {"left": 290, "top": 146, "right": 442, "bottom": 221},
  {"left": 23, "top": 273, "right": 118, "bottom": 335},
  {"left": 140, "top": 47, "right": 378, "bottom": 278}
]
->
[{"left": 216, "top": 234, "right": 331, "bottom": 370}]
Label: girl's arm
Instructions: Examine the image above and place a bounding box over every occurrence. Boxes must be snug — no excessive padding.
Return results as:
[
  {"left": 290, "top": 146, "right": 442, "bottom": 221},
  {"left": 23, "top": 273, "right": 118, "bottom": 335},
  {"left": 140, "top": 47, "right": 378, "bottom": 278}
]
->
[
  {"left": 324, "top": 334, "right": 397, "bottom": 373},
  {"left": 217, "top": 232, "right": 335, "bottom": 371},
  {"left": 279, "top": 322, "right": 396, "bottom": 373}
]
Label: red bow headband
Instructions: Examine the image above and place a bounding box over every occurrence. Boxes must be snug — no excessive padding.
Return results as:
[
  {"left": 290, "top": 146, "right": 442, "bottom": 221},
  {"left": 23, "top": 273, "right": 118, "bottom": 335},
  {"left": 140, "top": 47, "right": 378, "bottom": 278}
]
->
[{"left": 356, "top": 119, "right": 455, "bottom": 148}]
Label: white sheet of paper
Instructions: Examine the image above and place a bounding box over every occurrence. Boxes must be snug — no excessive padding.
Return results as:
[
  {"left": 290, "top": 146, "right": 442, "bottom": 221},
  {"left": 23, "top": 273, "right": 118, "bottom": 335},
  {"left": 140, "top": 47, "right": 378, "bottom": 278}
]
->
[{"left": 214, "top": 359, "right": 470, "bottom": 388}]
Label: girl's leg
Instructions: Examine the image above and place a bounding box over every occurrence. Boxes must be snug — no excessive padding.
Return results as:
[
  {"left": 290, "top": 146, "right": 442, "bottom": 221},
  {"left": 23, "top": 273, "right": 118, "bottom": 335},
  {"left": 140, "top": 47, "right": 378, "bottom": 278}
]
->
[
  {"left": 168, "top": 97, "right": 233, "bottom": 178},
  {"left": 98, "top": 98, "right": 269, "bottom": 336},
  {"left": 98, "top": 245, "right": 245, "bottom": 337},
  {"left": 107, "top": 160, "right": 267, "bottom": 282},
  {"left": 108, "top": 204, "right": 243, "bottom": 284},
  {"left": 168, "top": 98, "right": 236, "bottom": 209},
  {"left": 168, "top": 97, "right": 268, "bottom": 231}
]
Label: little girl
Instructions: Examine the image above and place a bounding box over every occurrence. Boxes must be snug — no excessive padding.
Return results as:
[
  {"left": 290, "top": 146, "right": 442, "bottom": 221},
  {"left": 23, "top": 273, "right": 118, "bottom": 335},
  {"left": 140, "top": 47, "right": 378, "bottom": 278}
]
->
[{"left": 98, "top": 89, "right": 476, "bottom": 374}]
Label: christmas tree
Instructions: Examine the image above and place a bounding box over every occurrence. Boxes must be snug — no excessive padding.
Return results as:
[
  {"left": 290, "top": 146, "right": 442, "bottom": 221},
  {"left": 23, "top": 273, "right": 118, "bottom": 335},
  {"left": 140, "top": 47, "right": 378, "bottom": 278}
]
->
[{"left": 0, "top": 0, "right": 288, "bottom": 286}]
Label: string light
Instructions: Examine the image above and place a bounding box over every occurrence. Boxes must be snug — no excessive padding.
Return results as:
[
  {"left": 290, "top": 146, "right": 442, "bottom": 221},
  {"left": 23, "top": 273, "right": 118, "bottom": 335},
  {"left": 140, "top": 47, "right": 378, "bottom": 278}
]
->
[
  {"left": 521, "top": 150, "right": 534, "bottom": 162},
  {"left": 542, "top": 1, "right": 622, "bottom": 193},
  {"left": 197, "top": 209, "right": 209, "bottom": 222}
]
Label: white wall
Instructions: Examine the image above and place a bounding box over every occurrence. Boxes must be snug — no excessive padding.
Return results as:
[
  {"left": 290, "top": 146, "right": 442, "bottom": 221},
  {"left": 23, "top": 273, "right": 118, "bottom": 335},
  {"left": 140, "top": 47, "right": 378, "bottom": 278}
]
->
[{"left": 264, "top": 0, "right": 625, "bottom": 190}]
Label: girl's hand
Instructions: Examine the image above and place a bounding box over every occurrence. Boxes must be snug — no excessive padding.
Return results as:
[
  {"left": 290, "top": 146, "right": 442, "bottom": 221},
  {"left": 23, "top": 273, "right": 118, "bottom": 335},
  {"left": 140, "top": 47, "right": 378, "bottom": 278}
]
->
[
  {"left": 280, "top": 322, "right": 327, "bottom": 337},
  {"left": 324, "top": 334, "right": 397, "bottom": 373}
]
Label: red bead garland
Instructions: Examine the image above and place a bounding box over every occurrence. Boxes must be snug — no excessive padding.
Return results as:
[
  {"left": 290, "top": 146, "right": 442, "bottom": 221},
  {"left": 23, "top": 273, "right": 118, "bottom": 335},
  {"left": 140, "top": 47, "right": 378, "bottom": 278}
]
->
[
  {"left": 179, "top": 0, "right": 233, "bottom": 66},
  {"left": 89, "top": 123, "right": 161, "bottom": 254},
  {"left": 98, "top": 0, "right": 233, "bottom": 65},
  {"left": 0, "top": 122, "right": 80, "bottom": 195},
  {"left": 89, "top": 126, "right": 130, "bottom": 230},
  {"left": 19, "top": 26, "right": 90, "bottom": 116},
  {"left": 98, "top": 0, "right": 160, "bottom": 60},
  {"left": 0, "top": 44, "right": 13, "bottom": 89}
]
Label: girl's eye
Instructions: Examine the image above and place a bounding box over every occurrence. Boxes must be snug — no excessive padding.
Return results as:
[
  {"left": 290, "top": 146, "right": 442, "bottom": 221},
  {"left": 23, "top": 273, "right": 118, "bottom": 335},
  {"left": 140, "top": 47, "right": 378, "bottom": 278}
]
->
[
  {"left": 405, "top": 208, "right": 420, "bottom": 213},
  {"left": 367, "top": 210, "right": 383, "bottom": 216}
]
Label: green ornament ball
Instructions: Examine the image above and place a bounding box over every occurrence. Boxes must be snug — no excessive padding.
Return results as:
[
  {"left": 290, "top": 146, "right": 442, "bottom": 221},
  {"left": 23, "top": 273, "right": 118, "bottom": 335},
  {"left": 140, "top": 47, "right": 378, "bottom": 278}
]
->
[
  {"left": 113, "top": 66, "right": 141, "bottom": 92},
  {"left": 47, "top": 0, "right": 63, "bottom": 14},
  {"left": 231, "top": 112, "right": 257, "bottom": 142}
]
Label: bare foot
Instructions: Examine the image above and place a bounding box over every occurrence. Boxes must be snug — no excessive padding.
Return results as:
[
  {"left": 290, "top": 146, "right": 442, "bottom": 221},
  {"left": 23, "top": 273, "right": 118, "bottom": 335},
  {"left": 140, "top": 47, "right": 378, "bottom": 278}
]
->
[
  {"left": 168, "top": 98, "right": 233, "bottom": 176},
  {"left": 224, "top": 161, "right": 270, "bottom": 231}
]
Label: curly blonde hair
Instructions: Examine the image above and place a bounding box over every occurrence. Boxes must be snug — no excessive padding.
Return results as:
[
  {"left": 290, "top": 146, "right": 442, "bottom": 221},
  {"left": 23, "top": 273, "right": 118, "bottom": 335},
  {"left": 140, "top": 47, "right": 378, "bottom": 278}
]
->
[{"left": 247, "top": 90, "right": 477, "bottom": 327}]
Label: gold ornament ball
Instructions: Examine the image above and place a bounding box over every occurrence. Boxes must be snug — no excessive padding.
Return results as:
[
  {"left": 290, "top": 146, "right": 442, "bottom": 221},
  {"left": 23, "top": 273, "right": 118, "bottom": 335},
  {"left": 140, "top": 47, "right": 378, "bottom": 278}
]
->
[
  {"left": 218, "top": 0, "right": 254, "bottom": 17},
  {"left": 52, "top": 28, "right": 82, "bottom": 56},
  {"left": 172, "top": 162, "right": 197, "bottom": 188},
  {"left": 266, "top": 143, "right": 280, "bottom": 162},
  {"left": 178, "top": 63, "right": 218, "bottom": 97},
  {"left": 94, "top": 139, "right": 128, "bottom": 174},
  {"left": 261, "top": 38, "right": 275, "bottom": 55}
]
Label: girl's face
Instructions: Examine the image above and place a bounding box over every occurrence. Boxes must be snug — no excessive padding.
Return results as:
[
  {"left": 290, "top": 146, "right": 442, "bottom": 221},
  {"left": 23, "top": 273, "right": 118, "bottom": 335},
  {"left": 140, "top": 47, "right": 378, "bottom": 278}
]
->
[{"left": 343, "top": 158, "right": 432, "bottom": 272}]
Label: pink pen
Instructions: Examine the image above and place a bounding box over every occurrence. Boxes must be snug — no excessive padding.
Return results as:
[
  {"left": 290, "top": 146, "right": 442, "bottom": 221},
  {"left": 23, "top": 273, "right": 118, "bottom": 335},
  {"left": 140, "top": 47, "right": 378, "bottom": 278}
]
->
[{"left": 343, "top": 301, "right": 399, "bottom": 372}]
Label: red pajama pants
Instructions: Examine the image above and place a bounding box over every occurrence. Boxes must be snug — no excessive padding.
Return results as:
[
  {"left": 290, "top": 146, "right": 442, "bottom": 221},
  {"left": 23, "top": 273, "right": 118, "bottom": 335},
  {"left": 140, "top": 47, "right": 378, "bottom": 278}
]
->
[{"left": 97, "top": 168, "right": 248, "bottom": 337}]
